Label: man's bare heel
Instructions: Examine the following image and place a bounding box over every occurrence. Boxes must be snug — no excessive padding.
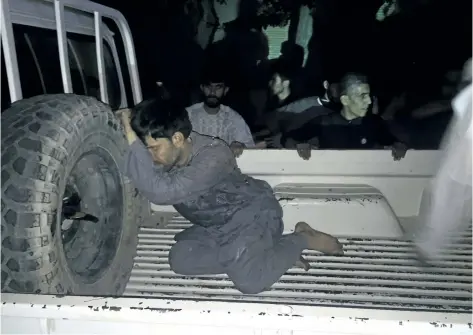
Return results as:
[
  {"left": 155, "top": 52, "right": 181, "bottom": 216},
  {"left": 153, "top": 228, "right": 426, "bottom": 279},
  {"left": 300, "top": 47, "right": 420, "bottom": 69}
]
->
[{"left": 295, "top": 221, "right": 344, "bottom": 255}]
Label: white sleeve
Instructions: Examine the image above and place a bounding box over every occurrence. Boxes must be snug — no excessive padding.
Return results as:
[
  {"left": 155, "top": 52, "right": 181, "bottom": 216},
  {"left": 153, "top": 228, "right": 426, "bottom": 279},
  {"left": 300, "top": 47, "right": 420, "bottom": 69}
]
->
[
  {"left": 228, "top": 109, "right": 255, "bottom": 147},
  {"left": 415, "top": 84, "right": 472, "bottom": 259}
]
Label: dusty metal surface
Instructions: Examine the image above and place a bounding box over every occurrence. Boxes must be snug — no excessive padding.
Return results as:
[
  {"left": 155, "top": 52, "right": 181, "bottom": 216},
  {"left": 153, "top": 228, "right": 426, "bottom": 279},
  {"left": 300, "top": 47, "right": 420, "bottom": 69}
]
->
[{"left": 124, "top": 217, "right": 472, "bottom": 313}]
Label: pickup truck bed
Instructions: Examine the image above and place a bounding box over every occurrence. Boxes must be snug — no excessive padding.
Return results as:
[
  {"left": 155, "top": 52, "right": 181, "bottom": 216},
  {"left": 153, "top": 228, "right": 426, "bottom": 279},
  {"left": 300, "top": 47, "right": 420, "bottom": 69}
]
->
[
  {"left": 124, "top": 216, "right": 472, "bottom": 313},
  {"left": 3, "top": 217, "right": 471, "bottom": 334}
]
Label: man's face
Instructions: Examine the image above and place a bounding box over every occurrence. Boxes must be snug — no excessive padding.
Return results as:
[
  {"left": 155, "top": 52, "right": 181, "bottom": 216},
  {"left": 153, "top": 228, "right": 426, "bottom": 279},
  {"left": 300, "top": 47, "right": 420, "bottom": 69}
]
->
[
  {"left": 322, "top": 81, "right": 340, "bottom": 102},
  {"left": 269, "top": 73, "right": 288, "bottom": 96},
  {"left": 144, "top": 133, "right": 184, "bottom": 170},
  {"left": 201, "top": 82, "right": 228, "bottom": 108},
  {"left": 342, "top": 84, "right": 372, "bottom": 118}
]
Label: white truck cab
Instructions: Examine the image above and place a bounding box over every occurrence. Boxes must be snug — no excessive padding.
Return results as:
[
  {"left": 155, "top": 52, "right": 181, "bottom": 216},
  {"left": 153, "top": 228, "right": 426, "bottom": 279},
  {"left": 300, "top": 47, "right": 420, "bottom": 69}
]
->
[{"left": 1, "top": 0, "right": 471, "bottom": 334}]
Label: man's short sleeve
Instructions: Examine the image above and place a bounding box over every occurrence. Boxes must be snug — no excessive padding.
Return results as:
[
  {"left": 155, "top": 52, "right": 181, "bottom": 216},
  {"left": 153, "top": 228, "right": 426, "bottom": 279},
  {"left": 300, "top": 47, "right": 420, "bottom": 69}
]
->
[{"left": 227, "top": 108, "right": 255, "bottom": 147}]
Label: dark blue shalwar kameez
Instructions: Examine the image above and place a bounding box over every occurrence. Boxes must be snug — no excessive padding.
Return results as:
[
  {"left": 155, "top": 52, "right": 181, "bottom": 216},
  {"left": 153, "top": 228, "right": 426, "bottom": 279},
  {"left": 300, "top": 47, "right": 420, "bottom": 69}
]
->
[{"left": 124, "top": 132, "right": 307, "bottom": 294}]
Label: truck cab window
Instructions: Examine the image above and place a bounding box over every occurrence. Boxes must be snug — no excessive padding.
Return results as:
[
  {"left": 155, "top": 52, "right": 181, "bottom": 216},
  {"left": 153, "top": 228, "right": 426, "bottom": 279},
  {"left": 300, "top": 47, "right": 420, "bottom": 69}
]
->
[
  {"left": 7, "top": 25, "right": 121, "bottom": 108},
  {"left": 11, "top": 25, "right": 47, "bottom": 100},
  {"left": 68, "top": 33, "right": 122, "bottom": 109},
  {"left": 13, "top": 25, "right": 64, "bottom": 96}
]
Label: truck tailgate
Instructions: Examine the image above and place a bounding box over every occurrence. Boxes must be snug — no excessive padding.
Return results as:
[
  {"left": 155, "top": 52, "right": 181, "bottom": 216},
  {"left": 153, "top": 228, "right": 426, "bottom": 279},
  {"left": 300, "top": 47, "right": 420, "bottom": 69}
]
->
[{"left": 124, "top": 216, "right": 472, "bottom": 313}]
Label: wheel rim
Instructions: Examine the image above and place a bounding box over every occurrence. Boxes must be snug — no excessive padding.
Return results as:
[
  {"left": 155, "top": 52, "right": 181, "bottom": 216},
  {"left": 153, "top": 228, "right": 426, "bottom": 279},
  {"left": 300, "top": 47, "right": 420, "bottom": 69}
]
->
[{"left": 57, "top": 148, "right": 123, "bottom": 283}]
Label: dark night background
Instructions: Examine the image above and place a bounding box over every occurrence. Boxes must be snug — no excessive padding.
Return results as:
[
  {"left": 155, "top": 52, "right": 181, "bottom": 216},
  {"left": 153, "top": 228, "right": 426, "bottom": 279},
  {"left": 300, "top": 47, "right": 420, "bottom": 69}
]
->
[{"left": 95, "top": 0, "right": 472, "bottom": 105}]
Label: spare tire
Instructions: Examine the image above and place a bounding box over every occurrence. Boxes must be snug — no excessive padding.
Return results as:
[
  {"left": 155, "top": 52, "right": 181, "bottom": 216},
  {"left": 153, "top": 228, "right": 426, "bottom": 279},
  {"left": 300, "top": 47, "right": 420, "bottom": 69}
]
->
[{"left": 1, "top": 94, "right": 143, "bottom": 296}]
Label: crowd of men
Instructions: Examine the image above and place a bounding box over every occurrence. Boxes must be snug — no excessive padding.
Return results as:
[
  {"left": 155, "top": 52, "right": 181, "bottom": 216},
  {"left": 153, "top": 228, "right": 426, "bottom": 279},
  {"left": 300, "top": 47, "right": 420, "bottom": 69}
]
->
[{"left": 183, "top": 60, "right": 409, "bottom": 161}]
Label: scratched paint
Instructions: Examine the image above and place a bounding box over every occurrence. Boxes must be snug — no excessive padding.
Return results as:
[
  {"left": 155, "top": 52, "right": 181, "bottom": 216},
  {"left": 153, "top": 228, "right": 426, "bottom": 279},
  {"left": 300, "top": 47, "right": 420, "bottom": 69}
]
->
[
  {"left": 129, "top": 307, "right": 181, "bottom": 313},
  {"left": 2, "top": 299, "right": 471, "bottom": 333}
]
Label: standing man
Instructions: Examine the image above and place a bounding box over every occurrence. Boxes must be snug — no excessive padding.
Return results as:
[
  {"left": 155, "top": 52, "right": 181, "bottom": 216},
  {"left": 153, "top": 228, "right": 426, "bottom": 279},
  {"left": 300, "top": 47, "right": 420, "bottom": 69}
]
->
[
  {"left": 415, "top": 59, "right": 472, "bottom": 262},
  {"left": 119, "top": 96, "right": 343, "bottom": 295},
  {"left": 187, "top": 68, "right": 255, "bottom": 157}
]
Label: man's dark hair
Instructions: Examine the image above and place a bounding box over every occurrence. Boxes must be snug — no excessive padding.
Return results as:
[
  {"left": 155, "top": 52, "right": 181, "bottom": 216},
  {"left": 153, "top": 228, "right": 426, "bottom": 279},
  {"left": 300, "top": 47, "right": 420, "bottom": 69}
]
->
[
  {"left": 270, "top": 58, "right": 296, "bottom": 82},
  {"left": 339, "top": 72, "right": 369, "bottom": 96},
  {"left": 130, "top": 97, "right": 192, "bottom": 143},
  {"left": 201, "top": 64, "right": 227, "bottom": 85},
  {"left": 280, "top": 41, "right": 304, "bottom": 70}
]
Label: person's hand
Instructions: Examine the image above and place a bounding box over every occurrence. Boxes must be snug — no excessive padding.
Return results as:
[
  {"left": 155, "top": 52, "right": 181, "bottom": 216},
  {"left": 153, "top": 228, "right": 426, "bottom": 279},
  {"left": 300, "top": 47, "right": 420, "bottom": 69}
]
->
[
  {"left": 254, "top": 141, "right": 268, "bottom": 149},
  {"left": 115, "top": 108, "right": 131, "bottom": 128},
  {"left": 115, "top": 108, "right": 136, "bottom": 144},
  {"left": 389, "top": 142, "right": 408, "bottom": 161},
  {"left": 296, "top": 143, "right": 312, "bottom": 160},
  {"left": 264, "top": 133, "right": 282, "bottom": 148},
  {"left": 296, "top": 138, "right": 319, "bottom": 160},
  {"left": 230, "top": 141, "right": 245, "bottom": 157},
  {"left": 253, "top": 128, "right": 271, "bottom": 138}
]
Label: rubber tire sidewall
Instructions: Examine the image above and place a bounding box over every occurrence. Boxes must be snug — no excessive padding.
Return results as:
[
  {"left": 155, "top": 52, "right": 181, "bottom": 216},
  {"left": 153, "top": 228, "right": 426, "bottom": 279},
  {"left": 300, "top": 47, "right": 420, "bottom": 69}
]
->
[
  {"left": 56, "top": 108, "right": 138, "bottom": 295},
  {"left": 1, "top": 94, "right": 141, "bottom": 296}
]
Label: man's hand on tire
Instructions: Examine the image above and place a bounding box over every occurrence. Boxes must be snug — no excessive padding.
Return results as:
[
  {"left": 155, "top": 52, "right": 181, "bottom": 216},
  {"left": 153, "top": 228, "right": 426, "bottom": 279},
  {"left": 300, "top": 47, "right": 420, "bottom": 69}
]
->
[
  {"left": 116, "top": 108, "right": 131, "bottom": 125},
  {"left": 230, "top": 141, "right": 245, "bottom": 157},
  {"left": 116, "top": 108, "right": 136, "bottom": 144}
]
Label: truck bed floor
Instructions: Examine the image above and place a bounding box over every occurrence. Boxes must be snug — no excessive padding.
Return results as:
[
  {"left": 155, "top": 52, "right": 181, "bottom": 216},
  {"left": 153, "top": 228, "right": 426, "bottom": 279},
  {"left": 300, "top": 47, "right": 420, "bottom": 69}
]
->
[{"left": 124, "top": 217, "right": 472, "bottom": 313}]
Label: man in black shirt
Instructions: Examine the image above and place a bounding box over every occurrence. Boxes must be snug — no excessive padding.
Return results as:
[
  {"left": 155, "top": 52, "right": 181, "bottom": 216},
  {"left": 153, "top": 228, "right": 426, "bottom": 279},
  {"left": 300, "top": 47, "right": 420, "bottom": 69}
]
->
[
  {"left": 255, "top": 60, "right": 335, "bottom": 147},
  {"left": 283, "top": 73, "right": 408, "bottom": 160}
]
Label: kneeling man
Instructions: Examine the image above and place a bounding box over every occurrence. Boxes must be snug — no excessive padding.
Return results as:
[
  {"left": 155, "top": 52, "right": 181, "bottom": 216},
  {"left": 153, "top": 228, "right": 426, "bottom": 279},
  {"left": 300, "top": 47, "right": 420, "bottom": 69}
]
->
[{"left": 119, "top": 96, "right": 343, "bottom": 294}]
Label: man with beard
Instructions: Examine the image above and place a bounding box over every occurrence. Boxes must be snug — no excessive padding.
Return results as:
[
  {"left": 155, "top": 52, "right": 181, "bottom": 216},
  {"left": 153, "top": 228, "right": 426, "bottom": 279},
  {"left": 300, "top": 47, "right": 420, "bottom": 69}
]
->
[
  {"left": 118, "top": 96, "right": 344, "bottom": 294},
  {"left": 187, "top": 69, "right": 255, "bottom": 157}
]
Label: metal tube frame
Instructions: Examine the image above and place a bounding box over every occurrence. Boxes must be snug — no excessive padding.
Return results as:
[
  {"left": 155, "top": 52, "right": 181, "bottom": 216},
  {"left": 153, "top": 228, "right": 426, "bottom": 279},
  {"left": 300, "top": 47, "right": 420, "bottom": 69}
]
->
[{"left": 1, "top": 0, "right": 142, "bottom": 105}]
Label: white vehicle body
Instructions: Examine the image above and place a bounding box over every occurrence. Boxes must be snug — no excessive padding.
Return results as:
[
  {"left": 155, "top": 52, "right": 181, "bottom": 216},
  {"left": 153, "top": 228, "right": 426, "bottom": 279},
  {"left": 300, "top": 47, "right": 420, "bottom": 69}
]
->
[{"left": 1, "top": 0, "right": 471, "bottom": 334}]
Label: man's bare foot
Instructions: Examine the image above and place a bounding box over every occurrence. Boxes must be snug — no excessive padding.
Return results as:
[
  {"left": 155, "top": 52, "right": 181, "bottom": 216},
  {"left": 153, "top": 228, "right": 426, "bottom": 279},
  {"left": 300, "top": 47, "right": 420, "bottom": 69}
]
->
[
  {"left": 295, "top": 255, "right": 310, "bottom": 271},
  {"left": 295, "top": 222, "right": 344, "bottom": 255}
]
